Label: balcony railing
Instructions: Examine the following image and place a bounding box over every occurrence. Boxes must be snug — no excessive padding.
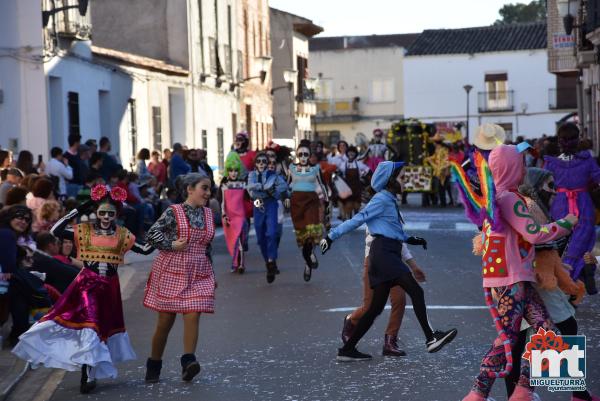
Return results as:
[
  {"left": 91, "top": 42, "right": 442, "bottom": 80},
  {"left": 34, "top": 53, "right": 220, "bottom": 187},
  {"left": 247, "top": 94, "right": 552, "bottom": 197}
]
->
[
  {"left": 314, "top": 97, "right": 360, "bottom": 122},
  {"left": 477, "top": 90, "right": 514, "bottom": 113},
  {"left": 549, "top": 88, "right": 578, "bottom": 110},
  {"left": 43, "top": 0, "right": 92, "bottom": 40}
]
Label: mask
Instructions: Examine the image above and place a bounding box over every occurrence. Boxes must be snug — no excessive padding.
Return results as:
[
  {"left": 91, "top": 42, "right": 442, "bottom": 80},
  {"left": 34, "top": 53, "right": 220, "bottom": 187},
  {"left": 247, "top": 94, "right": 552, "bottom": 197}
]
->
[
  {"left": 96, "top": 202, "right": 117, "bottom": 230},
  {"left": 347, "top": 152, "right": 357, "bottom": 162}
]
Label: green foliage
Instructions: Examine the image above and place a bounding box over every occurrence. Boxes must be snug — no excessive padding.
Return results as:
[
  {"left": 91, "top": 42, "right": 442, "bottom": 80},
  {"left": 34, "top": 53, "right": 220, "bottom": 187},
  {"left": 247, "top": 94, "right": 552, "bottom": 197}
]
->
[{"left": 495, "top": 0, "right": 546, "bottom": 25}]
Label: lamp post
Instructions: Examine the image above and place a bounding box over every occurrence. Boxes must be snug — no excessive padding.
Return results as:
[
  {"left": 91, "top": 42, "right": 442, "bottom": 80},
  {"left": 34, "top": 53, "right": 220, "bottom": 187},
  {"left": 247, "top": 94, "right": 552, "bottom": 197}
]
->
[
  {"left": 270, "top": 69, "right": 297, "bottom": 94},
  {"left": 229, "top": 56, "right": 272, "bottom": 91},
  {"left": 557, "top": 0, "right": 581, "bottom": 35},
  {"left": 463, "top": 84, "right": 473, "bottom": 144}
]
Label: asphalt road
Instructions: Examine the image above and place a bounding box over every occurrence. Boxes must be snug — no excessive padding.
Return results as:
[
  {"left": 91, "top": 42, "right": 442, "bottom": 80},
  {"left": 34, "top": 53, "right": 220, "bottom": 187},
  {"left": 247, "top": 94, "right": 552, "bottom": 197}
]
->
[{"left": 20, "top": 206, "right": 600, "bottom": 401}]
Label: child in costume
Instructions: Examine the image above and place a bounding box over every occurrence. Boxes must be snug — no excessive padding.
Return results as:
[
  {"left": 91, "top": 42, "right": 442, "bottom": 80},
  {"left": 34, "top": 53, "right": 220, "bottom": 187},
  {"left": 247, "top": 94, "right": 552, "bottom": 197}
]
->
[
  {"left": 341, "top": 227, "right": 427, "bottom": 357},
  {"left": 286, "top": 144, "right": 329, "bottom": 282},
  {"left": 321, "top": 161, "right": 457, "bottom": 361},
  {"left": 220, "top": 153, "right": 249, "bottom": 273},
  {"left": 459, "top": 145, "right": 577, "bottom": 401},
  {"left": 543, "top": 122, "right": 600, "bottom": 295},
  {"left": 247, "top": 152, "right": 288, "bottom": 284},
  {"left": 13, "top": 185, "right": 153, "bottom": 394},
  {"left": 143, "top": 173, "right": 215, "bottom": 383}
]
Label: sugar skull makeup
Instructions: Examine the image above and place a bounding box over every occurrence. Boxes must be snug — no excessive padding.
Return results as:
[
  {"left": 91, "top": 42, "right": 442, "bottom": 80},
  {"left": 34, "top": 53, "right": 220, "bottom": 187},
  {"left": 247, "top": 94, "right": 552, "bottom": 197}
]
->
[
  {"left": 97, "top": 202, "right": 117, "bottom": 229},
  {"left": 297, "top": 147, "right": 310, "bottom": 166},
  {"left": 255, "top": 156, "right": 268, "bottom": 172},
  {"left": 227, "top": 169, "right": 239, "bottom": 180}
]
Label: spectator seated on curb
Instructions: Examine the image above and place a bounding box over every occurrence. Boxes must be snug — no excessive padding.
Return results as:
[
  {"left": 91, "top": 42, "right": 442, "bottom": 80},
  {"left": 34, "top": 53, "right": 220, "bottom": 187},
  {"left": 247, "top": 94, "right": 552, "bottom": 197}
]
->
[
  {"left": 3, "top": 186, "right": 28, "bottom": 208},
  {"left": 31, "top": 232, "right": 79, "bottom": 294}
]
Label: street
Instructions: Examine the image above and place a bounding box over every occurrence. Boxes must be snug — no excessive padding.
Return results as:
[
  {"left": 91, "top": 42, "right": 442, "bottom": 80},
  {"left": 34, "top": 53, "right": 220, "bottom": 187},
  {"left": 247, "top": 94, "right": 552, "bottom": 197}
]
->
[{"left": 11, "top": 206, "right": 598, "bottom": 401}]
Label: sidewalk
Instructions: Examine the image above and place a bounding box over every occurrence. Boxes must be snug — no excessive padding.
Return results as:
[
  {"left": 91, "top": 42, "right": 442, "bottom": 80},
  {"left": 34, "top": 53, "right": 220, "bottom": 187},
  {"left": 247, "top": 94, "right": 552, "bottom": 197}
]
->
[{"left": 0, "top": 331, "right": 28, "bottom": 401}]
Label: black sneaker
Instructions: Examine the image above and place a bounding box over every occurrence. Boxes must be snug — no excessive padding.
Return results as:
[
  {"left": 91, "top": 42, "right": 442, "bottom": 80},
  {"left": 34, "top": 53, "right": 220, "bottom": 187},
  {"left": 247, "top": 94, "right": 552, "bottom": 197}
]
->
[
  {"left": 303, "top": 264, "right": 312, "bottom": 282},
  {"left": 266, "top": 261, "right": 277, "bottom": 284},
  {"left": 336, "top": 347, "right": 372, "bottom": 362},
  {"left": 426, "top": 329, "right": 458, "bottom": 353},
  {"left": 145, "top": 358, "right": 162, "bottom": 383},
  {"left": 80, "top": 365, "right": 97, "bottom": 394}
]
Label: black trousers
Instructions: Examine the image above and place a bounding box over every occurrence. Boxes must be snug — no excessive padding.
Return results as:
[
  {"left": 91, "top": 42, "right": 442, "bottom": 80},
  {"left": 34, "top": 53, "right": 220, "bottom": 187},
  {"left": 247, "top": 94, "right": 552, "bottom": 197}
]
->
[{"left": 342, "top": 272, "right": 434, "bottom": 351}]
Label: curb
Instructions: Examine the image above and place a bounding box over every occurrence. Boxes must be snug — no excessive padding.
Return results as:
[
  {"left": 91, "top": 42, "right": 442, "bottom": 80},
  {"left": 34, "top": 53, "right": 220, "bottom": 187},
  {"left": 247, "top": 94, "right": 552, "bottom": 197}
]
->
[{"left": 0, "top": 362, "right": 29, "bottom": 401}]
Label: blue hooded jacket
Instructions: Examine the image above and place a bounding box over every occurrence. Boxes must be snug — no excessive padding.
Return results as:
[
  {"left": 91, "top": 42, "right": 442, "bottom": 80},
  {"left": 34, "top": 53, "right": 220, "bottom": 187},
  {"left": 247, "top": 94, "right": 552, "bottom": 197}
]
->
[{"left": 329, "top": 161, "right": 407, "bottom": 242}]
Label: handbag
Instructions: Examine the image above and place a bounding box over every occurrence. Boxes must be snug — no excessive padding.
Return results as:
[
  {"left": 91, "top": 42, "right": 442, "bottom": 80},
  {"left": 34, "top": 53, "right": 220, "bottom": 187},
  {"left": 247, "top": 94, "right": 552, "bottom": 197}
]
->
[{"left": 332, "top": 173, "right": 353, "bottom": 200}]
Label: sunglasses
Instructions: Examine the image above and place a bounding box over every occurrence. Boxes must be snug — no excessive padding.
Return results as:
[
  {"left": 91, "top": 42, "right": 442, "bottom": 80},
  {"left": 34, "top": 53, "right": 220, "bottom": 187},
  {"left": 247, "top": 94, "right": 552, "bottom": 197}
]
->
[
  {"left": 256, "top": 158, "right": 268, "bottom": 165},
  {"left": 97, "top": 210, "right": 117, "bottom": 218},
  {"left": 14, "top": 215, "right": 31, "bottom": 223},
  {"left": 297, "top": 152, "right": 310, "bottom": 158}
]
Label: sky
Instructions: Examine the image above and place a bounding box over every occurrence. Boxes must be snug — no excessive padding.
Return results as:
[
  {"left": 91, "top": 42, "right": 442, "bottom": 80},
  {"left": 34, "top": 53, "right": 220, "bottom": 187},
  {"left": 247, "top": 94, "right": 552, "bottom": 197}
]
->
[{"left": 268, "top": 0, "right": 522, "bottom": 36}]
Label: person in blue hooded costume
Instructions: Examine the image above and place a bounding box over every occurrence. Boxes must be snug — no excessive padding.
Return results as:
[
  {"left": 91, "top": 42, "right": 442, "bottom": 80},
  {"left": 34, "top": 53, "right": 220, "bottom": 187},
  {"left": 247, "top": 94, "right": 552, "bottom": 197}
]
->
[{"left": 321, "top": 161, "right": 458, "bottom": 361}]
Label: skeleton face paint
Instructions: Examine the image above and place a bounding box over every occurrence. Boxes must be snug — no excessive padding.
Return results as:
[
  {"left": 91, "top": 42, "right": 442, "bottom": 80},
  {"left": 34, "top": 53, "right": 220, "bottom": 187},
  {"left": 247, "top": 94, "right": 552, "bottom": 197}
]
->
[
  {"left": 297, "top": 147, "right": 310, "bottom": 166},
  {"left": 96, "top": 202, "right": 117, "bottom": 230},
  {"left": 255, "top": 156, "right": 268, "bottom": 172}
]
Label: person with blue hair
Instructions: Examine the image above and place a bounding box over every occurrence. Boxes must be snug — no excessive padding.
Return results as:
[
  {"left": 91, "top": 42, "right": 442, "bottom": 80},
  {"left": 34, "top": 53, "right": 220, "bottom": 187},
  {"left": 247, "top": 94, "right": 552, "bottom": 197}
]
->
[{"left": 321, "top": 161, "right": 457, "bottom": 361}]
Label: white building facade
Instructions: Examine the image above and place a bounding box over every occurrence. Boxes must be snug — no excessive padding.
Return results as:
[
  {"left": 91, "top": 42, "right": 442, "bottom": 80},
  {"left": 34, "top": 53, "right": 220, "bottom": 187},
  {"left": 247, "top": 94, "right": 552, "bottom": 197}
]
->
[
  {"left": 309, "top": 34, "right": 418, "bottom": 146},
  {"left": 404, "top": 22, "right": 576, "bottom": 142}
]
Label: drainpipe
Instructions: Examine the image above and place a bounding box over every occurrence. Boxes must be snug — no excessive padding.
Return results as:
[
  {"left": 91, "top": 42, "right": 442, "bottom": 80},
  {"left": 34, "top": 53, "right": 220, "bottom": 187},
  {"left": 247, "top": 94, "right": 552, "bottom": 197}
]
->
[
  {"left": 576, "top": 69, "right": 585, "bottom": 137},
  {"left": 187, "top": 0, "right": 197, "bottom": 148}
]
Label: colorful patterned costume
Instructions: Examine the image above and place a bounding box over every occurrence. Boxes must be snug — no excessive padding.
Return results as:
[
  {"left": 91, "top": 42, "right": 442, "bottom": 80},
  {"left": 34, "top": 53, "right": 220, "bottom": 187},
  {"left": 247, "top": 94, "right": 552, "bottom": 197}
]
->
[
  {"left": 13, "top": 212, "right": 153, "bottom": 380},
  {"left": 289, "top": 164, "right": 325, "bottom": 247},
  {"left": 544, "top": 151, "right": 600, "bottom": 280}
]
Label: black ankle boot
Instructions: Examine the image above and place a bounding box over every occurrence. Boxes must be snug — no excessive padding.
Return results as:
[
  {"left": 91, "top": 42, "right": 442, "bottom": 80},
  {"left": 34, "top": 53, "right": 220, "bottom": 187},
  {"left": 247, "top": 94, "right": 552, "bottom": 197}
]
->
[
  {"left": 80, "top": 364, "right": 97, "bottom": 394},
  {"left": 266, "top": 261, "right": 276, "bottom": 284},
  {"left": 582, "top": 264, "right": 598, "bottom": 295},
  {"left": 145, "top": 358, "right": 162, "bottom": 383},
  {"left": 180, "top": 353, "right": 201, "bottom": 382}
]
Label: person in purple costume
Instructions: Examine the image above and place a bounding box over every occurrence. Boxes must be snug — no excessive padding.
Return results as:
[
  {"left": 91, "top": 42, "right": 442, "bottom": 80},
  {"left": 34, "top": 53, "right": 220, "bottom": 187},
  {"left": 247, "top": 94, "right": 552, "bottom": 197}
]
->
[{"left": 544, "top": 122, "right": 599, "bottom": 295}]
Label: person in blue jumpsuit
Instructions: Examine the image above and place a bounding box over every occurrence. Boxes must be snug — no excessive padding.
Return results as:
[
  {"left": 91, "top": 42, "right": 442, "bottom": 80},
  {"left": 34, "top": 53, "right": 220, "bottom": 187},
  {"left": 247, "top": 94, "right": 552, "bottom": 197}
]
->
[
  {"left": 247, "top": 152, "right": 288, "bottom": 284},
  {"left": 321, "top": 161, "right": 458, "bottom": 361}
]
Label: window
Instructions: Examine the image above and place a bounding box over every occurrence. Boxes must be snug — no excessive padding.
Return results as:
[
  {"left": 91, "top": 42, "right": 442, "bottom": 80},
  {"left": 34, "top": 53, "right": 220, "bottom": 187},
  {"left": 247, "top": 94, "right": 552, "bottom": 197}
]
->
[
  {"left": 127, "top": 99, "right": 137, "bottom": 160},
  {"left": 67, "top": 91, "right": 80, "bottom": 135},
  {"left": 201, "top": 130, "right": 208, "bottom": 149},
  {"left": 237, "top": 50, "right": 243, "bottom": 82},
  {"left": 369, "top": 79, "right": 395, "bottom": 103},
  {"left": 485, "top": 73, "right": 509, "bottom": 108},
  {"left": 152, "top": 106, "right": 162, "bottom": 151},
  {"left": 217, "top": 128, "right": 224, "bottom": 172},
  {"left": 198, "top": 0, "right": 204, "bottom": 73},
  {"left": 227, "top": 5, "right": 233, "bottom": 78},
  {"left": 258, "top": 21, "right": 263, "bottom": 56},
  {"left": 496, "top": 123, "right": 513, "bottom": 141},
  {"left": 209, "top": 37, "right": 217, "bottom": 74},
  {"left": 243, "top": 9, "right": 249, "bottom": 79},
  {"left": 296, "top": 56, "right": 308, "bottom": 99}
]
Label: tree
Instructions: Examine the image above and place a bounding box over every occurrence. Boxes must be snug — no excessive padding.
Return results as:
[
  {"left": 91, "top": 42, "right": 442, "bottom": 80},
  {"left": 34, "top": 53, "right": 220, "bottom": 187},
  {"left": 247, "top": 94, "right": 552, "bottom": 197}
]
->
[{"left": 495, "top": 0, "right": 546, "bottom": 25}]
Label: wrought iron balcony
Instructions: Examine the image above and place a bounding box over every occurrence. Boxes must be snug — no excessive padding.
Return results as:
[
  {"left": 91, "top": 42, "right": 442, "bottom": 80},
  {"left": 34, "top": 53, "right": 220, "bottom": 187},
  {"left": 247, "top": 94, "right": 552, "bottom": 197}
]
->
[
  {"left": 549, "top": 88, "right": 578, "bottom": 110},
  {"left": 314, "top": 97, "right": 360, "bottom": 123},
  {"left": 477, "top": 90, "right": 514, "bottom": 113}
]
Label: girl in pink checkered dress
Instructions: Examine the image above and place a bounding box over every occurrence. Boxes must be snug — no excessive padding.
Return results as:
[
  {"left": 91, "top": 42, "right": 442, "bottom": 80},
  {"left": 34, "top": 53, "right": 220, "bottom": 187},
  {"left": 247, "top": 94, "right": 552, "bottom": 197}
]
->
[{"left": 143, "top": 173, "right": 215, "bottom": 384}]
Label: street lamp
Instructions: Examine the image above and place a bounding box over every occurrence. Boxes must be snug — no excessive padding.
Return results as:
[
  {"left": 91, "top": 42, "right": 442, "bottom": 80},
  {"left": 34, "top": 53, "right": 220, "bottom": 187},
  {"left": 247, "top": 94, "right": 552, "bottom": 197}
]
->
[
  {"left": 229, "top": 55, "right": 272, "bottom": 90},
  {"left": 463, "top": 84, "right": 473, "bottom": 143},
  {"left": 557, "top": 0, "right": 581, "bottom": 35},
  {"left": 270, "top": 69, "right": 297, "bottom": 94}
]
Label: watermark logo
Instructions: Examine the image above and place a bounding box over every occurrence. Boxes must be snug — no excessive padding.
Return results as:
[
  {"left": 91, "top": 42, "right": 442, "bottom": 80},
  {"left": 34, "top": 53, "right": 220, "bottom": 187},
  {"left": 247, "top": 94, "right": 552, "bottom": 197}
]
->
[{"left": 523, "top": 328, "right": 586, "bottom": 392}]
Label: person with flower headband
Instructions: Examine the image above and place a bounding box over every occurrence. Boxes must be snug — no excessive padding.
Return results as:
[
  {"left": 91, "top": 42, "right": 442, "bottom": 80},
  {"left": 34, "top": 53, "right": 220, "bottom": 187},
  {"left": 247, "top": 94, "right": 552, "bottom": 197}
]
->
[{"left": 13, "top": 184, "right": 154, "bottom": 394}]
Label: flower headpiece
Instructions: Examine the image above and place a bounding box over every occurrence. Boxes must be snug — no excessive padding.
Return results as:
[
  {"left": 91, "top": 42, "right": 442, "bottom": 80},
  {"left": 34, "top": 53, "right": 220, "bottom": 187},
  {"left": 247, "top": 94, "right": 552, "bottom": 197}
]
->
[{"left": 91, "top": 184, "right": 127, "bottom": 203}]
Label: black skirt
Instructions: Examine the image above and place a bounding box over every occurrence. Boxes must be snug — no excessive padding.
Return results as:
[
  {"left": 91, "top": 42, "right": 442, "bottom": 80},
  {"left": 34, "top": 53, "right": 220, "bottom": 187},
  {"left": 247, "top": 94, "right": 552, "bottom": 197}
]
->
[{"left": 368, "top": 236, "right": 410, "bottom": 288}]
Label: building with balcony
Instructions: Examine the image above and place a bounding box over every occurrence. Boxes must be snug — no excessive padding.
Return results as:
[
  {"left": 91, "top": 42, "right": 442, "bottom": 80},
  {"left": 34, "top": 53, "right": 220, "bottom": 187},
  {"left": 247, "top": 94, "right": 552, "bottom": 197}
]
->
[
  {"left": 238, "top": 0, "right": 273, "bottom": 150},
  {"left": 309, "top": 34, "right": 418, "bottom": 146},
  {"left": 404, "top": 22, "right": 573, "bottom": 142},
  {"left": 550, "top": 0, "right": 600, "bottom": 152},
  {"left": 270, "top": 8, "right": 322, "bottom": 147}
]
